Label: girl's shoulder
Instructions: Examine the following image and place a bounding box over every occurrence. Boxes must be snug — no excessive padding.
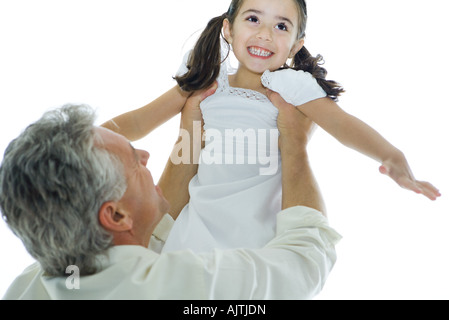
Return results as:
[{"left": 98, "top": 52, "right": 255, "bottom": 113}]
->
[{"left": 261, "top": 69, "right": 327, "bottom": 106}]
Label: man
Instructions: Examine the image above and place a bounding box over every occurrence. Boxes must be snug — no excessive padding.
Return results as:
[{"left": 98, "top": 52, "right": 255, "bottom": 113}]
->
[{"left": 0, "top": 88, "right": 340, "bottom": 300}]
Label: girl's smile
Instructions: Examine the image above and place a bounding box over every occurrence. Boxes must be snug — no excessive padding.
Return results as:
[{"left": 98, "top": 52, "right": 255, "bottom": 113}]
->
[{"left": 247, "top": 46, "right": 274, "bottom": 59}]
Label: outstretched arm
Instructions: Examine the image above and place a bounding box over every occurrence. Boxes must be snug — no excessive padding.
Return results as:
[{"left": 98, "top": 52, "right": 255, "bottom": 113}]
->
[
  {"left": 299, "top": 97, "right": 441, "bottom": 201},
  {"left": 102, "top": 85, "right": 190, "bottom": 141}
]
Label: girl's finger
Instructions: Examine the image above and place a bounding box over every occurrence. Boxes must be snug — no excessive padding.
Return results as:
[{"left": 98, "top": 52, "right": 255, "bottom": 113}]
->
[
  {"left": 417, "top": 181, "right": 441, "bottom": 201},
  {"left": 379, "top": 165, "right": 389, "bottom": 175}
]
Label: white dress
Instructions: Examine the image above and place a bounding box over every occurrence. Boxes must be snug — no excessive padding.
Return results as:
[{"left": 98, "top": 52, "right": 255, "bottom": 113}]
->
[{"left": 162, "top": 53, "right": 326, "bottom": 253}]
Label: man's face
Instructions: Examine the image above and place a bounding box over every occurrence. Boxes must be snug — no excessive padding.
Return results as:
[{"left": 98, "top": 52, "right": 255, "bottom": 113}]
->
[{"left": 95, "top": 127, "right": 169, "bottom": 246}]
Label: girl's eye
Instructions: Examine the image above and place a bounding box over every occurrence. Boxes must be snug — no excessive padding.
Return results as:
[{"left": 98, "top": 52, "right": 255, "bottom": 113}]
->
[
  {"left": 276, "top": 23, "right": 288, "bottom": 31},
  {"left": 247, "top": 15, "right": 259, "bottom": 23}
]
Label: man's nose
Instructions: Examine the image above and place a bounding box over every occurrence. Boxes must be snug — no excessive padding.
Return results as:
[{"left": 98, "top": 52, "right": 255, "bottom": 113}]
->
[{"left": 138, "top": 150, "right": 150, "bottom": 166}]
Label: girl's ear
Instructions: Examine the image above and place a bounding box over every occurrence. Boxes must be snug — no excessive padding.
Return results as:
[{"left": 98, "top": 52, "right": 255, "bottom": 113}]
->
[
  {"left": 289, "top": 39, "right": 305, "bottom": 58},
  {"left": 223, "top": 18, "right": 233, "bottom": 44},
  {"left": 98, "top": 201, "right": 133, "bottom": 232}
]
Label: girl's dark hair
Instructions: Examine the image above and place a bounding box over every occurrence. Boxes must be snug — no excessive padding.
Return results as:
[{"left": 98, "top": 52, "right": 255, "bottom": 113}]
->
[{"left": 175, "top": 0, "right": 344, "bottom": 101}]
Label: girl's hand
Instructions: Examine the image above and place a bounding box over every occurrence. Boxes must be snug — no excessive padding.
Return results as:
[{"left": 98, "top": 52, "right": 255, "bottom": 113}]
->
[{"left": 379, "top": 155, "right": 441, "bottom": 201}]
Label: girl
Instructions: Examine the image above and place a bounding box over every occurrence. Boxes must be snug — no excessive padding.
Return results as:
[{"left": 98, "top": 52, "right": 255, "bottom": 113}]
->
[{"left": 103, "top": 0, "right": 440, "bottom": 252}]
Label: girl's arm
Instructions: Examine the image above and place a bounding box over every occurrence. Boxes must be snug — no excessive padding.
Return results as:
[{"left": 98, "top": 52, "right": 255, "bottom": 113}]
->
[
  {"left": 102, "top": 85, "right": 190, "bottom": 141},
  {"left": 298, "top": 98, "right": 441, "bottom": 201}
]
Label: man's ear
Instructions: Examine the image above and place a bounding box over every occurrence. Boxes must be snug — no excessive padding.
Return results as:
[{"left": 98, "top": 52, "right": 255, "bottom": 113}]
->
[
  {"left": 223, "top": 18, "right": 233, "bottom": 44},
  {"left": 98, "top": 201, "right": 133, "bottom": 232},
  {"left": 289, "top": 39, "right": 305, "bottom": 58}
]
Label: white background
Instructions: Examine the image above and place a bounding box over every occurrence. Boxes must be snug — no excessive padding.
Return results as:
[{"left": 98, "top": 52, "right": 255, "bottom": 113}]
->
[{"left": 1, "top": 0, "right": 448, "bottom": 299}]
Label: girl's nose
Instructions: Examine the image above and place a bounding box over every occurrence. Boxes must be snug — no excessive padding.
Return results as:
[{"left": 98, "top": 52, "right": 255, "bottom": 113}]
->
[{"left": 256, "top": 25, "right": 272, "bottom": 42}]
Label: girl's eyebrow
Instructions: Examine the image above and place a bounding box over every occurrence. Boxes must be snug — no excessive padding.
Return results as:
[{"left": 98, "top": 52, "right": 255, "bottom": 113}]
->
[{"left": 241, "top": 9, "right": 294, "bottom": 26}]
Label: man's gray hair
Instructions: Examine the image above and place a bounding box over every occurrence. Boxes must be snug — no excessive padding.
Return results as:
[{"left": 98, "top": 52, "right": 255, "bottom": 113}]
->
[{"left": 0, "top": 104, "right": 127, "bottom": 276}]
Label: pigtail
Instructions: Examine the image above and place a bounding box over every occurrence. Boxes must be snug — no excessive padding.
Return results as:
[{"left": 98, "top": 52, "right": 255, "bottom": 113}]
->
[
  {"left": 292, "top": 46, "right": 345, "bottom": 101},
  {"left": 175, "top": 13, "right": 229, "bottom": 92}
]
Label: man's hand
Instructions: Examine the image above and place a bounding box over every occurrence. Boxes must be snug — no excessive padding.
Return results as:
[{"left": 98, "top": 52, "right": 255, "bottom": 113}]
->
[
  {"left": 158, "top": 82, "right": 218, "bottom": 220},
  {"left": 266, "top": 89, "right": 326, "bottom": 214},
  {"left": 266, "top": 89, "right": 316, "bottom": 151},
  {"left": 181, "top": 82, "right": 218, "bottom": 132}
]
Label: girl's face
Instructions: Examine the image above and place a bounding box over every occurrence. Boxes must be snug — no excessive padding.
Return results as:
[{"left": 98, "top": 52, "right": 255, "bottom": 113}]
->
[{"left": 224, "top": 0, "right": 304, "bottom": 75}]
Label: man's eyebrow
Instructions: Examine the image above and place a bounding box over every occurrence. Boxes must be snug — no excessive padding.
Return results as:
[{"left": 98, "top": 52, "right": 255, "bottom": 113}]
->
[{"left": 241, "top": 9, "right": 295, "bottom": 26}]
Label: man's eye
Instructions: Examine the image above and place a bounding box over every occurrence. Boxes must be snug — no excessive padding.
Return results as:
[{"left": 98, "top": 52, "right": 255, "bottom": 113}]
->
[
  {"left": 247, "top": 15, "right": 259, "bottom": 23},
  {"left": 276, "top": 23, "right": 288, "bottom": 31}
]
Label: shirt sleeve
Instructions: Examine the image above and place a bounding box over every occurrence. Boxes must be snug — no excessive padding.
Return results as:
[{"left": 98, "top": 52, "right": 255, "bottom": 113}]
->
[
  {"left": 199, "top": 206, "right": 342, "bottom": 300},
  {"left": 261, "top": 69, "right": 327, "bottom": 106}
]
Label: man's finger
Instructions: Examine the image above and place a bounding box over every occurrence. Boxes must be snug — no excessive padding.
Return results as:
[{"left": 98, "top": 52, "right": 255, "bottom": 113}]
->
[{"left": 200, "top": 81, "right": 218, "bottom": 101}]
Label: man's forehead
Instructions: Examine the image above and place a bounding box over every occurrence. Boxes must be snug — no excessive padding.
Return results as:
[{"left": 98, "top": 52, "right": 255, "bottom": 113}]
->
[
  {"left": 94, "top": 126, "right": 121, "bottom": 146},
  {"left": 94, "top": 127, "right": 135, "bottom": 163}
]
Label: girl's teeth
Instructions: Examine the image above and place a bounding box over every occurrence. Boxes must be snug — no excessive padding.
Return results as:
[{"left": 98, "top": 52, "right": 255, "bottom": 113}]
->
[{"left": 249, "top": 47, "right": 272, "bottom": 57}]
